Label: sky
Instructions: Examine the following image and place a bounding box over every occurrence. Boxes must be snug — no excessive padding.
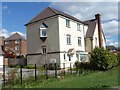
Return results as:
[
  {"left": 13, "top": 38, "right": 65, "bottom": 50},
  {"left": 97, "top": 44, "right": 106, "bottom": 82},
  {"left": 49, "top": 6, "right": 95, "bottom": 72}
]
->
[{"left": 0, "top": 2, "right": 119, "bottom": 47}]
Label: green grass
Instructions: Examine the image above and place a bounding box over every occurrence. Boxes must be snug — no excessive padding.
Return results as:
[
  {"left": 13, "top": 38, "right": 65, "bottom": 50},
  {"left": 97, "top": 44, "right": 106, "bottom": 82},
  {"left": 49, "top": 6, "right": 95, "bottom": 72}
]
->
[{"left": 4, "top": 66, "right": 119, "bottom": 88}]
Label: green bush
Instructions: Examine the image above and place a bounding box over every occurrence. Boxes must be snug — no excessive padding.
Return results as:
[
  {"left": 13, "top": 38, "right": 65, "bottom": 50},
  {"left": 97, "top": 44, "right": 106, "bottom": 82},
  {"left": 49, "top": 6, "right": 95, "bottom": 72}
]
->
[{"left": 90, "top": 47, "right": 118, "bottom": 70}]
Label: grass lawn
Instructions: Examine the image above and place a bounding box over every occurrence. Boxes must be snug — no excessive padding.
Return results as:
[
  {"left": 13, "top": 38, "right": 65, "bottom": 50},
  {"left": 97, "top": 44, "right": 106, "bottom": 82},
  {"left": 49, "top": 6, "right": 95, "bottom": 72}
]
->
[{"left": 4, "top": 66, "right": 119, "bottom": 88}]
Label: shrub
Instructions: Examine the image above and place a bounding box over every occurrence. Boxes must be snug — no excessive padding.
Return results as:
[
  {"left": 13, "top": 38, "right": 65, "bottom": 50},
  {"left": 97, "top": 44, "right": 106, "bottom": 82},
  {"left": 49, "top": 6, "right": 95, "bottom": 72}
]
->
[{"left": 90, "top": 47, "right": 118, "bottom": 70}]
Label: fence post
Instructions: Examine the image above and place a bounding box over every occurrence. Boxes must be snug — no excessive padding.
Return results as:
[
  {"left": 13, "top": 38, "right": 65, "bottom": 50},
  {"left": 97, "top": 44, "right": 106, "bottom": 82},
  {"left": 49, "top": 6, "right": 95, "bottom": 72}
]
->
[
  {"left": 70, "top": 63, "right": 72, "bottom": 75},
  {"left": 45, "top": 64, "right": 48, "bottom": 79},
  {"left": 55, "top": 63, "right": 57, "bottom": 78},
  {"left": 63, "top": 63, "right": 65, "bottom": 76},
  {"left": 20, "top": 65, "right": 22, "bottom": 85},
  {"left": 3, "top": 65, "right": 5, "bottom": 87},
  {"left": 35, "top": 64, "right": 37, "bottom": 81}
]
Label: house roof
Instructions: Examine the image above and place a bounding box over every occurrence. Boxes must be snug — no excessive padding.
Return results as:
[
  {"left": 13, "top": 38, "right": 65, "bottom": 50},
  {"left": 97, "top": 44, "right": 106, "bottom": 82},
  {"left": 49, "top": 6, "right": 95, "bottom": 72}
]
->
[
  {"left": 106, "top": 46, "right": 117, "bottom": 50},
  {"left": 25, "top": 7, "right": 87, "bottom": 26},
  {"left": 84, "top": 19, "right": 97, "bottom": 38},
  {"left": 5, "top": 33, "right": 25, "bottom": 41}
]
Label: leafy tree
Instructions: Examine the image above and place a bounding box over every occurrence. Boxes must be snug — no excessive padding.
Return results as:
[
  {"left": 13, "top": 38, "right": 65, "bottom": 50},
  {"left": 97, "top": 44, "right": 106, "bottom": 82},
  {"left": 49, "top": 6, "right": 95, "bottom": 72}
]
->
[{"left": 90, "top": 47, "right": 118, "bottom": 70}]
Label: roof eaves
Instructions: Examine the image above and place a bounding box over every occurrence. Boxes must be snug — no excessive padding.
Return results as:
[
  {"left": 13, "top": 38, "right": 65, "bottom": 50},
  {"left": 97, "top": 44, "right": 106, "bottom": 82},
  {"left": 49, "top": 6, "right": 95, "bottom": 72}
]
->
[{"left": 25, "top": 14, "right": 58, "bottom": 26}]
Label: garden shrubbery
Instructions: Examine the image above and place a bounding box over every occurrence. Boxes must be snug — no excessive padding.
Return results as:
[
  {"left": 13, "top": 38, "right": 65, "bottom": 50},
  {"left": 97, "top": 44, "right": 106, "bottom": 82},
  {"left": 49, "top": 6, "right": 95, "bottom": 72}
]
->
[
  {"left": 75, "top": 47, "right": 119, "bottom": 71},
  {"left": 90, "top": 47, "right": 118, "bottom": 70}
]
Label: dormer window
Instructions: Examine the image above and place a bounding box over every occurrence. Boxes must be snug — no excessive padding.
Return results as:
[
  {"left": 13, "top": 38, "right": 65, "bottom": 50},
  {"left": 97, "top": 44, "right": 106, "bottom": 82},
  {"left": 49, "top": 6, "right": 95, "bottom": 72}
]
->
[
  {"left": 40, "top": 29, "right": 47, "bottom": 37},
  {"left": 39, "top": 23, "right": 48, "bottom": 37}
]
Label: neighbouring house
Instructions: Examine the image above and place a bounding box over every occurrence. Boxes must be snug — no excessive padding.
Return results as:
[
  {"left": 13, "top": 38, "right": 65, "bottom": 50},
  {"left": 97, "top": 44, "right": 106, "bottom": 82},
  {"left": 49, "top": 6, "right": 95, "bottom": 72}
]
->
[
  {"left": 106, "top": 46, "right": 117, "bottom": 52},
  {"left": 3, "top": 33, "right": 27, "bottom": 66},
  {"left": 4, "top": 33, "right": 27, "bottom": 57},
  {"left": 84, "top": 15, "right": 106, "bottom": 52},
  {"left": 25, "top": 7, "right": 106, "bottom": 68},
  {"left": 106, "top": 46, "right": 119, "bottom": 55},
  {"left": 0, "top": 36, "right": 5, "bottom": 68}
]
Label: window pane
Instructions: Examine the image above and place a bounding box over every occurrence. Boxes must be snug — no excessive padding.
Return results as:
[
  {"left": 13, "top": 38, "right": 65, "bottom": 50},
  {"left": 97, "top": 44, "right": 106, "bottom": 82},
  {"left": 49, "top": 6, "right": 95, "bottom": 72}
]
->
[
  {"left": 66, "top": 19, "right": 70, "bottom": 27},
  {"left": 78, "top": 37, "right": 81, "bottom": 46},
  {"left": 40, "top": 29, "right": 47, "bottom": 37},
  {"left": 77, "top": 23, "right": 80, "bottom": 30},
  {"left": 67, "top": 35, "right": 71, "bottom": 45}
]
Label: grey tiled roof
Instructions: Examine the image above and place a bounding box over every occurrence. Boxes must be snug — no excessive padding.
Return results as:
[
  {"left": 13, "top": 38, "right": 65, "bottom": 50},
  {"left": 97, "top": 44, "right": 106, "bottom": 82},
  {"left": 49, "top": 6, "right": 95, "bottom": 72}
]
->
[
  {"left": 84, "top": 19, "right": 97, "bottom": 38},
  {"left": 25, "top": 7, "right": 87, "bottom": 26},
  {"left": 5, "top": 33, "right": 25, "bottom": 41}
]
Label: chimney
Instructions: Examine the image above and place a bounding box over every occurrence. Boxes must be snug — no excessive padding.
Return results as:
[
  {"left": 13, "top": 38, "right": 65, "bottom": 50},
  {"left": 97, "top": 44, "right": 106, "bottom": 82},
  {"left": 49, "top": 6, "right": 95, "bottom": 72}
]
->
[{"left": 95, "top": 14, "right": 103, "bottom": 48}]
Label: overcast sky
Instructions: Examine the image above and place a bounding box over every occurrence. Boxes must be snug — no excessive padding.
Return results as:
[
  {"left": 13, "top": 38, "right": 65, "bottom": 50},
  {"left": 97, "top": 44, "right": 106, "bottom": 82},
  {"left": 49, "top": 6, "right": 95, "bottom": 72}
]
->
[{"left": 0, "top": 2, "right": 119, "bottom": 47}]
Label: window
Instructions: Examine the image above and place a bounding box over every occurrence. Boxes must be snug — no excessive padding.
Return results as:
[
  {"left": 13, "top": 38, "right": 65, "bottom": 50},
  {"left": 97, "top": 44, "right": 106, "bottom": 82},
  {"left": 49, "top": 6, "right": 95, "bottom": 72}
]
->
[
  {"left": 63, "top": 53, "right": 66, "bottom": 60},
  {"left": 95, "top": 37, "right": 97, "bottom": 46},
  {"left": 40, "top": 29, "right": 47, "bottom": 37},
  {"left": 42, "top": 47, "right": 46, "bottom": 54},
  {"left": 78, "top": 37, "right": 81, "bottom": 46},
  {"left": 15, "top": 39, "right": 20, "bottom": 43},
  {"left": 5, "top": 41, "right": 9, "bottom": 44},
  {"left": 76, "top": 54, "right": 79, "bottom": 61},
  {"left": 15, "top": 46, "right": 20, "bottom": 50},
  {"left": 66, "top": 34, "right": 71, "bottom": 45},
  {"left": 80, "top": 54, "right": 89, "bottom": 62},
  {"left": 68, "top": 55, "right": 71, "bottom": 61},
  {"left": 77, "top": 23, "right": 81, "bottom": 30},
  {"left": 66, "top": 19, "right": 70, "bottom": 28}
]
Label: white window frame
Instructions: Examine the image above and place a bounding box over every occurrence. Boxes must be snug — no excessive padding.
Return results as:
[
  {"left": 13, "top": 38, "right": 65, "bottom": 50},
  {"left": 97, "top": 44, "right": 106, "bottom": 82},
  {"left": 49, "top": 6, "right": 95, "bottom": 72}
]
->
[
  {"left": 78, "top": 37, "right": 82, "bottom": 46},
  {"left": 68, "top": 54, "right": 71, "bottom": 61},
  {"left": 63, "top": 53, "right": 67, "bottom": 61},
  {"left": 77, "top": 23, "right": 81, "bottom": 31},
  {"left": 95, "top": 37, "right": 97, "bottom": 46},
  {"left": 40, "top": 29, "right": 47, "bottom": 37},
  {"left": 66, "top": 34, "right": 71, "bottom": 45},
  {"left": 15, "top": 39, "right": 20, "bottom": 44},
  {"left": 41, "top": 47, "right": 46, "bottom": 54},
  {"left": 66, "top": 19, "right": 70, "bottom": 28}
]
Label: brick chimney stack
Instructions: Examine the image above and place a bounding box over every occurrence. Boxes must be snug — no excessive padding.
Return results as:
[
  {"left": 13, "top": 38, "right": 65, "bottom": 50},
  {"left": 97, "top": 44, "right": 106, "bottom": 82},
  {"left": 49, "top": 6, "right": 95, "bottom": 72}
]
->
[{"left": 95, "top": 14, "right": 103, "bottom": 48}]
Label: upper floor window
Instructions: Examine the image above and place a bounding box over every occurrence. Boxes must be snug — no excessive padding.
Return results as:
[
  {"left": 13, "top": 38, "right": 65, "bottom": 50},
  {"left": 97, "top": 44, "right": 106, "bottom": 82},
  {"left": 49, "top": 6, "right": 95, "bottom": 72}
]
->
[
  {"left": 15, "top": 39, "right": 20, "bottom": 44},
  {"left": 15, "top": 46, "right": 20, "bottom": 50},
  {"left": 5, "top": 41, "right": 9, "bottom": 44},
  {"left": 95, "top": 37, "right": 97, "bottom": 46},
  {"left": 77, "top": 23, "right": 81, "bottom": 31},
  {"left": 78, "top": 37, "right": 81, "bottom": 46},
  {"left": 40, "top": 29, "right": 47, "bottom": 37},
  {"left": 66, "top": 19, "right": 70, "bottom": 28},
  {"left": 66, "top": 34, "right": 71, "bottom": 45},
  {"left": 40, "top": 23, "right": 48, "bottom": 37}
]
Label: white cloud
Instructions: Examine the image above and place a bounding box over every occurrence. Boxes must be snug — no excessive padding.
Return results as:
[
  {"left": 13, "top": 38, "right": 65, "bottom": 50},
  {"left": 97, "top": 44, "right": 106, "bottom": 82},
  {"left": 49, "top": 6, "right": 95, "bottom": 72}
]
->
[
  {"left": 2, "top": 5, "right": 8, "bottom": 10},
  {"left": 50, "top": 2, "right": 118, "bottom": 47},
  {"left": 11, "top": 31, "right": 26, "bottom": 39},
  {"left": 50, "top": 2, "right": 118, "bottom": 21},
  {"left": 0, "top": 29, "right": 26, "bottom": 39},
  {"left": 0, "top": 29, "right": 9, "bottom": 37},
  {"left": 102, "top": 20, "right": 118, "bottom": 38},
  {"left": 2, "top": 5, "right": 11, "bottom": 13}
]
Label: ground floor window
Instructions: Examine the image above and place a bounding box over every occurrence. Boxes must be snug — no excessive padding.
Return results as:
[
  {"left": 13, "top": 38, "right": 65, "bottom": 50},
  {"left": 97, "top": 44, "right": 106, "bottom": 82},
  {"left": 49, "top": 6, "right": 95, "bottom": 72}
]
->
[
  {"left": 80, "top": 54, "right": 89, "bottom": 62},
  {"left": 68, "top": 54, "right": 71, "bottom": 61}
]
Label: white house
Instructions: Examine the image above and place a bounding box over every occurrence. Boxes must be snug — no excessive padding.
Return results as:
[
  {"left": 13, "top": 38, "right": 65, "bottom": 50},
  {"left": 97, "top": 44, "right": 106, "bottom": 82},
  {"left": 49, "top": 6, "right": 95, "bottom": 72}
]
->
[
  {"left": 25, "top": 7, "right": 106, "bottom": 68},
  {"left": 0, "top": 37, "right": 5, "bottom": 68}
]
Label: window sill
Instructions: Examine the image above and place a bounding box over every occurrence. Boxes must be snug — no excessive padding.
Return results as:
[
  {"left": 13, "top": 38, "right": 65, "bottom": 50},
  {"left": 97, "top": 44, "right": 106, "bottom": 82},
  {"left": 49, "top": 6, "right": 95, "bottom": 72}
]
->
[
  {"left": 77, "top": 29, "right": 81, "bottom": 31},
  {"left": 67, "top": 44, "right": 71, "bottom": 45},
  {"left": 66, "top": 26, "right": 71, "bottom": 28},
  {"left": 78, "top": 45, "right": 82, "bottom": 47}
]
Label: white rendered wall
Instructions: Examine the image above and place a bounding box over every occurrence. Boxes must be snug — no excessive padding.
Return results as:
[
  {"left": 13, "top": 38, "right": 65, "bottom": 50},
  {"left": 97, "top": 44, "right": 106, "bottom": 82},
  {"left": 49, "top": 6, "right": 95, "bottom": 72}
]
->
[
  {"left": 58, "top": 16, "right": 86, "bottom": 67},
  {"left": 93, "top": 24, "right": 99, "bottom": 49},
  {"left": 0, "top": 56, "right": 3, "bottom": 68}
]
